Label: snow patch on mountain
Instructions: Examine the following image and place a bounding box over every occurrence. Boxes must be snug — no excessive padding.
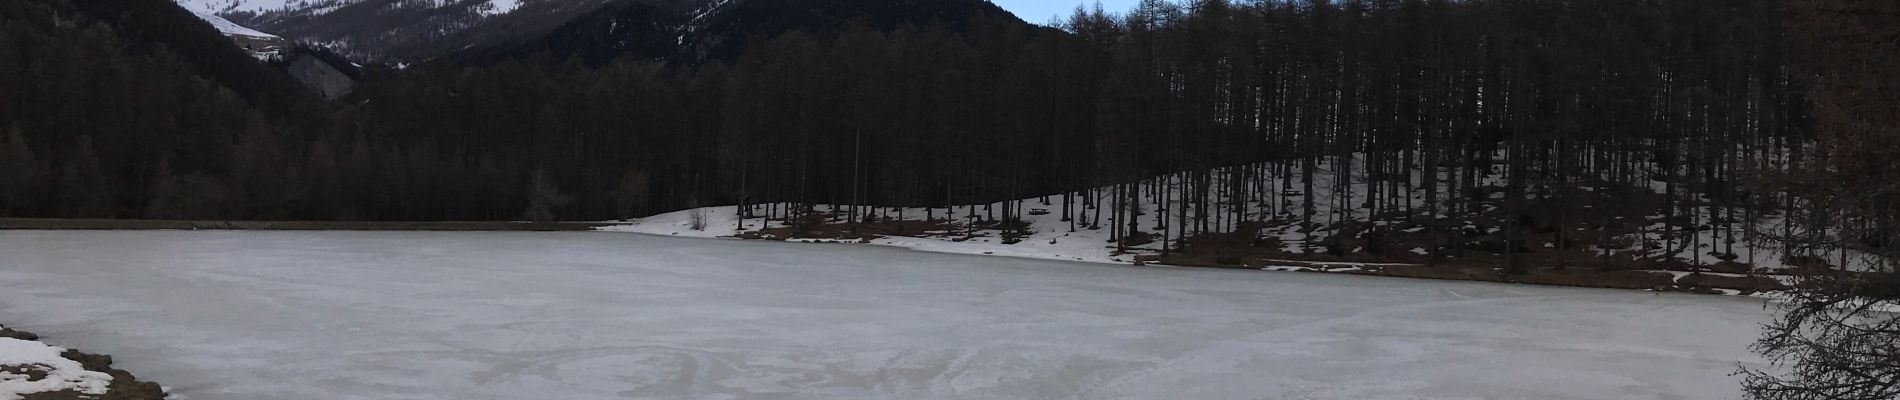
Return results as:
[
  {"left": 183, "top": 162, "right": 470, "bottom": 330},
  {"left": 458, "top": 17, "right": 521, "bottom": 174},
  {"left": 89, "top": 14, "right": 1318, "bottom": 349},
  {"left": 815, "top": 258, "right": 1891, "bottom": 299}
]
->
[
  {"left": 176, "top": 0, "right": 376, "bottom": 17},
  {"left": 480, "top": 0, "right": 521, "bottom": 16},
  {"left": 177, "top": 0, "right": 300, "bottom": 14},
  {"left": 300, "top": 0, "right": 361, "bottom": 16},
  {"left": 685, "top": 0, "right": 735, "bottom": 33},
  {"left": 185, "top": 8, "right": 278, "bottom": 38}
]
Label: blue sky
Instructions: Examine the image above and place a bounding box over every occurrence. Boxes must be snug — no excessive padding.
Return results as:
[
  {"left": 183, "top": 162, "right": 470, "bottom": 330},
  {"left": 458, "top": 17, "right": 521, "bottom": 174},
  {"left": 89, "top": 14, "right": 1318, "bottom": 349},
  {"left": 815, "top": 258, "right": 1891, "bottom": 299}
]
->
[{"left": 992, "top": 0, "right": 1144, "bottom": 25}]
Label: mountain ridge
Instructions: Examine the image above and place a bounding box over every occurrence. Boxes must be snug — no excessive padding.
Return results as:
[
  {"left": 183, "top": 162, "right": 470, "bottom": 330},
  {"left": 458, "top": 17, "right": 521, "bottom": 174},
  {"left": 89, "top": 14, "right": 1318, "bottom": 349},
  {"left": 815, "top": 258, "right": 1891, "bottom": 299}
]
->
[{"left": 175, "top": 0, "right": 1036, "bottom": 64}]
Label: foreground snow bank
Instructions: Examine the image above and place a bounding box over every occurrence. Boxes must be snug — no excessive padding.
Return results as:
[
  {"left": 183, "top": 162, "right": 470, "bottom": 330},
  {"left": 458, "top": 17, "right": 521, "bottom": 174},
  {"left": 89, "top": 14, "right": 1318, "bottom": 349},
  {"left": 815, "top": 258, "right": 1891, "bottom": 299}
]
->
[{"left": 0, "top": 338, "right": 111, "bottom": 400}]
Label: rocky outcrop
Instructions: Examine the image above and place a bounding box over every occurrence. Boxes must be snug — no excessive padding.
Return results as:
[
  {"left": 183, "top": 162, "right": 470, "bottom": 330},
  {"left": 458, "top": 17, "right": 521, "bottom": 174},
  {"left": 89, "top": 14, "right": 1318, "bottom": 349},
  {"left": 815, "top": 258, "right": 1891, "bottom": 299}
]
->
[{"left": 285, "top": 54, "right": 354, "bottom": 100}]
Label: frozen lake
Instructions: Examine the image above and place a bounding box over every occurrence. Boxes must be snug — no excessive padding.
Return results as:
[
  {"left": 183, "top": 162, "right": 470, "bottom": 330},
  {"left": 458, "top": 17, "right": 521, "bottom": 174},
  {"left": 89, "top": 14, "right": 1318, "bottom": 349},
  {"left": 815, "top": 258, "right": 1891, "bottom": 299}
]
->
[{"left": 0, "top": 231, "right": 1771, "bottom": 399}]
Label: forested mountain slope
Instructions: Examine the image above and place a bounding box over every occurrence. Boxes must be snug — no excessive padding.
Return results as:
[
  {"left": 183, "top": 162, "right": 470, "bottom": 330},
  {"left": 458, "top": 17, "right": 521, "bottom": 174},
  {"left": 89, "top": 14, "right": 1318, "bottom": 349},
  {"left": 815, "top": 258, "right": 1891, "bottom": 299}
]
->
[
  {"left": 36, "top": 0, "right": 316, "bottom": 112},
  {"left": 672, "top": 0, "right": 1030, "bottom": 61},
  {"left": 446, "top": 0, "right": 1036, "bottom": 65},
  {"left": 173, "top": 0, "right": 1033, "bottom": 65},
  {"left": 188, "top": 0, "right": 638, "bottom": 62},
  {"left": 3, "top": 0, "right": 1859, "bottom": 276},
  {"left": 0, "top": 0, "right": 325, "bottom": 220}
]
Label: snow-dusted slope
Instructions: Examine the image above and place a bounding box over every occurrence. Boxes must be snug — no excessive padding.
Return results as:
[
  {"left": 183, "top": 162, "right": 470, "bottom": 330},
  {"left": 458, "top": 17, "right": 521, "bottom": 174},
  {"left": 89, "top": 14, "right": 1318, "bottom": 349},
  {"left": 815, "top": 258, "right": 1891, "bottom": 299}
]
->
[
  {"left": 182, "top": 6, "right": 290, "bottom": 61},
  {"left": 177, "top": 0, "right": 312, "bottom": 15},
  {"left": 186, "top": 8, "right": 278, "bottom": 39},
  {"left": 173, "top": 0, "right": 624, "bottom": 61},
  {"left": 480, "top": 0, "right": 523, "bottom": 16}
]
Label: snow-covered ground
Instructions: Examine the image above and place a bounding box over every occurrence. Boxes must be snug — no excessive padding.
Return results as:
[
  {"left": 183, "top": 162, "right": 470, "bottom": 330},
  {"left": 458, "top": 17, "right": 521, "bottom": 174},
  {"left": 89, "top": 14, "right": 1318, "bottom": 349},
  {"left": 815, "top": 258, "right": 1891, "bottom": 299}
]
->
[
  {"left": 0, "top": 231, "right": 1771, "bottom": 399},
  {"left": 177, "top": 0, "right": 345, "bottom": 16},
  {"left": 599, "top": 159, "right": 1383, "bottom": 265},
  {"left": 611, "top": 152, "right": 1848, "bottom": 276},
  {"left": 604, "top": 157, "right": 1408, "bottom": 263},
  {"left": 186, "top": 8, "right": 278, "bottom": 39},
  {"left": 479, "top": 0, "right": 520, "bottom": 16},
  {"left": 0, "top": 338, "right": 112, "bottom": 400},
  {"left": 604, "top": 205, "right": 1137, "bottom": 264}
]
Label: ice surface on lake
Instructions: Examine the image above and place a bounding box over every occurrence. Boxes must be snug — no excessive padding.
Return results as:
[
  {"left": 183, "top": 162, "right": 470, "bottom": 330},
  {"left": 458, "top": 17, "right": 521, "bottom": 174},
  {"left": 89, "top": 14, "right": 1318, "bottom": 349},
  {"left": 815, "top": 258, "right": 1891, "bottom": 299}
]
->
[{"left": 0, "top": 231, "right": 1771, "bottom": 399}]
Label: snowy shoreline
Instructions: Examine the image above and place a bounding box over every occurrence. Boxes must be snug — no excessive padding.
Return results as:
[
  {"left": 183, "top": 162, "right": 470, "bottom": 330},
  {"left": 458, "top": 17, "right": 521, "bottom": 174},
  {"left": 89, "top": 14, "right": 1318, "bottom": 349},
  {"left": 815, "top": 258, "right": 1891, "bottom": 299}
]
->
[
  {"left": 0, "top": 325, "right": 166, "bottom": 400},
  {"left": 1, "top": 213, "right": 1800, "bottom": 298},
  {"left": 599, "top": 204, "right": 1800, "bottom": 299},
  {"left": 623, "top": 227, "right": 1798, "bottom": 299}
]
